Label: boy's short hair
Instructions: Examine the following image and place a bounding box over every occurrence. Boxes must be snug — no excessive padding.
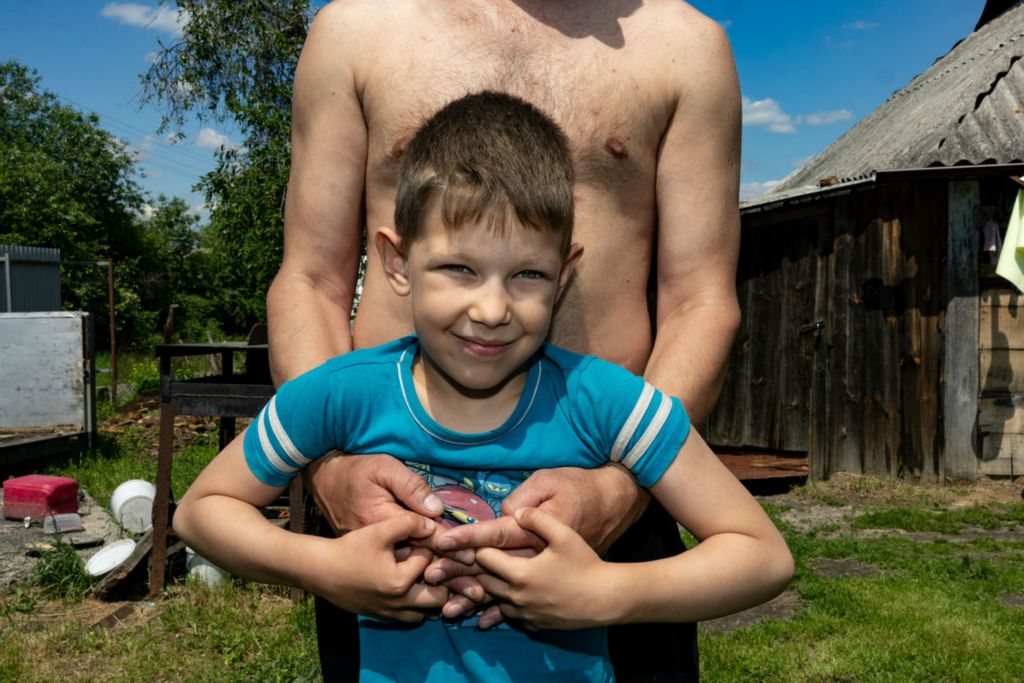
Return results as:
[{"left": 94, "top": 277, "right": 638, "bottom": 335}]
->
[{"left": 394, "top": 91, "right": 575, "bottom": 255}]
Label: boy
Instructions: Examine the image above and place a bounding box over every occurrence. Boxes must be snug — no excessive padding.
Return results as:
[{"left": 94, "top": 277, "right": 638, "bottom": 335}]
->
[{"left": 173, "top": 91, "right": 793, "bottom": 682}]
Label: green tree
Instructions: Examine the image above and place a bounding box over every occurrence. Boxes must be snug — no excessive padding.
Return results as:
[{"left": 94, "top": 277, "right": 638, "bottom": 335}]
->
[
  {"left": 0, "top": 60, "right": 154, "bottom": 348},
  {"left": 136, "top": 195, "right": 220, "bottom": 341},
  {"left": 141, "top": 0, "right": 313, "bottom": 332}
]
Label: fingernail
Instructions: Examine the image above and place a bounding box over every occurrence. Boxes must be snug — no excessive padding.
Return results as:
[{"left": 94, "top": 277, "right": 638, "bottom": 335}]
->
[
  {"left": 477, "top": 617, "right": 494, "bottom": 630},
  {"left": 454, "top": 550, "right": 474, "bottom": 564},
  {"left": 468, "top": 587, "right": 483, "bottom": 602},
  {"left": 424, "top": 494, "right": 443, "bottom": 514},
  {"left": 426, "top": 569, "right": 445, "bottom": 584},
  {"left": 437, "top": 536, "right": 457, "bottom": 551},
  {"left": 514, "top": 508, "right": 524, "bottom": 521}
]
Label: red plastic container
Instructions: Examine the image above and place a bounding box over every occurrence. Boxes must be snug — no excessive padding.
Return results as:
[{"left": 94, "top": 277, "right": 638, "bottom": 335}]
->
[{"left": 2, "top": 475, "right": 79, "bottom": 520}]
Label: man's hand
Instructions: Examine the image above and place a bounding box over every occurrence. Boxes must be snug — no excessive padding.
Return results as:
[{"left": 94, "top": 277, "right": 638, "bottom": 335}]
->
[
  {"left": 305, "top": 513, "right": 449, "bottom": 622},
  {"left": 434, "top": 463, "right": 648, "bottom": 563},
  {"left": 474, "top": 508, "right": 621, "bottom": 630},
  {"left": 303, "top": 452, "right": 444, "bottom": 534}
]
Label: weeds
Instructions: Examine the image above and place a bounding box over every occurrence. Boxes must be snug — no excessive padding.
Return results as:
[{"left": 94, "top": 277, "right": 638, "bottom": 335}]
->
[{"left": 31, "top": 536, "right": 94, "bottom": 602}]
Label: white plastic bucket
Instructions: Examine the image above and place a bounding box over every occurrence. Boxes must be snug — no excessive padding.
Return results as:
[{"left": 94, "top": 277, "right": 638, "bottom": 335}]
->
[
  {"left": 185, "top": 546, "right": 229, "bottom": 586},
  {"left": 109, "top": 479, "right": 156, "bottom": 533}
]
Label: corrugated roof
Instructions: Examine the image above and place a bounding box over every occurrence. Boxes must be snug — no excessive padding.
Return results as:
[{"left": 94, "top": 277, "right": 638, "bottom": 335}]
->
[{"left": 756, "top": 2, "right": 1024, "bottom": 204}]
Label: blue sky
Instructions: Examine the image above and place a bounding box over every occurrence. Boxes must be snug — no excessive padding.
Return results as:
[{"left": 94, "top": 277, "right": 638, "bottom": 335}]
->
[{"left": 0, "top": 0, "right": 988, "bottom": 214}]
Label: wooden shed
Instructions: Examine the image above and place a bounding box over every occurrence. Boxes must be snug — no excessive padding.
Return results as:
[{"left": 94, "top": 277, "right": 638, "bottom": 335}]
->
[{"left": 706, "top": 1, "right": 1024, "bottom": 481}]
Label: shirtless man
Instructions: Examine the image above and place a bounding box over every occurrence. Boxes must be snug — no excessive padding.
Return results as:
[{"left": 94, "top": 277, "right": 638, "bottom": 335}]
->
[{"left": 267, "top": 1, "right": 741, "bottom": 680}]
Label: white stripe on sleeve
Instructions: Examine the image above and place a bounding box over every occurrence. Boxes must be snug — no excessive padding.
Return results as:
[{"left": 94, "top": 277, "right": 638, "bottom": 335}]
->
[
  {"left": 620, "top": 392, "right": 673, "bottom": 471},
  {"left": 257, "top": 406, "right": 300, "bottom": 476},
  {"left": 610, "top": 382, "right": 656, "bottom": 463},
  {"left": 266, "top": 396, "right": 313, "bottom": 466}
]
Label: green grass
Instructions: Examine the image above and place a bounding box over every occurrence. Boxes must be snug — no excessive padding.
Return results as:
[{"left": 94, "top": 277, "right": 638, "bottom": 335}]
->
[
  {"left": 850, "top": 505, "right": 1024, "bottom": 534},
  {"left": 0, "top": 583, "right": 320, "bottom": 682},
  {"left": 45, "top": 430, "right": 217, "bottom": 510},
  {"left": 31, "top": 537, "right": 95, "bottom": 602},
  {"left": 700, "top": 505, "right": 1024, "bottom": 682}
]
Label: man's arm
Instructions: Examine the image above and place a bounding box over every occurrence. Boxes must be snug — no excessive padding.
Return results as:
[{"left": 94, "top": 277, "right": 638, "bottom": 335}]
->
[
  {"left": 271, "top": 3, "right": 443, "bottom": 532},
  {"left": 267, "top": 3, "right": 367, "bottom": 385},
  {"left": 645, "top": 17, "right": 742, "bottom": 422}
]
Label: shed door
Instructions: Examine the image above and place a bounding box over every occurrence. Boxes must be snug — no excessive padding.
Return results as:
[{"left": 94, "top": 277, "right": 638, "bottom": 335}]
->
[{"left": 705, "top": 213, "right": 828, "bottom": 454}]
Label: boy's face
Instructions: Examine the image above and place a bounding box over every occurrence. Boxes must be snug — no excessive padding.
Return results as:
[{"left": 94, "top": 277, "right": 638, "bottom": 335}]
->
[{"left": 377, "top": 205, "right": 580, "bottom": 396}]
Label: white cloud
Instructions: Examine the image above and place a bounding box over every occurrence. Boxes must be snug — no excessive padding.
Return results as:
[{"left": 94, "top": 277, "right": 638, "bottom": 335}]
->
[
  {"left": 744, "top": 96, "right": 855, "bottom": 133},
  {"left": 188, "top": 202, "right": 211, "bottom": 221},
  {"left": 195, "top": 127, "right": 238, "bottom": 151},
  {"left": 805, "top": 109, "right": 854, "bottom": 126},
  {"left": 101, "top": 3, "right": 188, "bottom": 36},
  {"left": 740, "top": 180, "right": 781, "bottom": 201},
  {"left": 742, "top": 97, "right": 796, "bottom": 134},
  {"left": 843, "top": 20, "right": 878, "bottom": 31}
]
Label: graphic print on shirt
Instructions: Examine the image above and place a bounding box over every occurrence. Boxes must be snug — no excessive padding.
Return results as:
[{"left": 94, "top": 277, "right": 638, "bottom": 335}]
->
[{"left": 405, "top": 462, "right": 530, "bottom": 528}]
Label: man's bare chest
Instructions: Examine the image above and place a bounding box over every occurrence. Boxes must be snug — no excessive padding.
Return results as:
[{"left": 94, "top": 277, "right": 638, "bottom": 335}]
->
[{"left": 361, "top": 37, "right": 672, "bottom": 192}]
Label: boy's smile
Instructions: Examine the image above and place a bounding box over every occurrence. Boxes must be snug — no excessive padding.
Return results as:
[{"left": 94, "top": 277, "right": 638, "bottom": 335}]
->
[{"left": 376, "top": 206, "right": 581, "bottom": 418}]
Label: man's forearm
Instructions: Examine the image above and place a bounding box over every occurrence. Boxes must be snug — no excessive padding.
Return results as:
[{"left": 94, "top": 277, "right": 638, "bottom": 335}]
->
[
  {"left": 267, "top": 269, "right": 355, "bottom": 385},
  {"left": 645, "top": 296, "right": 740, "bottom": 424}
]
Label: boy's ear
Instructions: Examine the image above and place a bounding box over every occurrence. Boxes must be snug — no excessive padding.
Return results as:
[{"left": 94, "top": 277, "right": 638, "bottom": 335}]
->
[
  {"left": 374, "top": 227, "right": 411, "bottom": 296},
  {"left": 556, "top": 242, "right": 584, "bottom": 301}
]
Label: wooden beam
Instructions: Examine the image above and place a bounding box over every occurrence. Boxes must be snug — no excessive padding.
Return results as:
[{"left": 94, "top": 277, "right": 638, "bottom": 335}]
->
[{"left": 944, "top": 181, "right": 981, "bottom": 479}]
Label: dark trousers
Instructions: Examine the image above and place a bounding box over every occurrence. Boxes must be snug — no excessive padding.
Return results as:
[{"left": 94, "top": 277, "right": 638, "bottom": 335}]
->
[{"left": 313, "top": 502, "right": 699, "bottom": 681}]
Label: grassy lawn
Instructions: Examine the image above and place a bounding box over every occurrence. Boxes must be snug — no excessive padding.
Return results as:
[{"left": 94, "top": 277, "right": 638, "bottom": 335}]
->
[
  {"left": 700, "top": 482, "right": 1024, "bottom": 682},
  {"left": 3, "top": 370, "right": 1023, "bottom": 680}
]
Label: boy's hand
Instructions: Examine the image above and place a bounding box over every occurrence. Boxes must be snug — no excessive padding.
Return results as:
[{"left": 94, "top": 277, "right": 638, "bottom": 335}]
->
[
  {"left": 307, "top": 512, "right": 449, "bottom": 622},
  {"left": 431, "top": 464, "right": 644, "bottom": 566},
  {"left": 473, "top": 508, "right": 621, "bottom": 630}
]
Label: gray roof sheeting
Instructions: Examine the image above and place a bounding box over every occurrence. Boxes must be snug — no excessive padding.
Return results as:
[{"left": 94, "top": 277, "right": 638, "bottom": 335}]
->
[{"left": 760, "top": 3, "right": 1024, "bottom": 202}]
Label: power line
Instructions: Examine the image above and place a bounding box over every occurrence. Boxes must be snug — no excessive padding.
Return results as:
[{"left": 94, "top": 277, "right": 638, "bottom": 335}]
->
[{"left": 53, "top": 92, "right": 234, "bottom": 168}]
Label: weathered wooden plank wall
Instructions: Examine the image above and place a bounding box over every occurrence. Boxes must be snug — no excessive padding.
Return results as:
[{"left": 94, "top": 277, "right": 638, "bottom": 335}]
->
[
  {"left": 978, "top": 288, "right": 1024, "bottom": 476},
  {"left": 944, "top": 181, "right": 982, "bottom": 479},
  {"left": 821, "top": 183, "right": 946, "bottom": 478},
  {"left": 705, "top": 207, "right": 821, "bottom": 451},
  {"left": 710, "top": 181, "right": 946, "bottom": 478},
  {"left": 705, "top": 209, "right": 820, "bottom": 452}
]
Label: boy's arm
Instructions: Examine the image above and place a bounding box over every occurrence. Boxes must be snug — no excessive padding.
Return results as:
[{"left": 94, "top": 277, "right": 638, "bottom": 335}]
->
[
  {"left": 173, "top": 432, "right": 448, "bottom": 621},
  {"left": 473, "top": 431, "right": 793, "bottom": 628}
]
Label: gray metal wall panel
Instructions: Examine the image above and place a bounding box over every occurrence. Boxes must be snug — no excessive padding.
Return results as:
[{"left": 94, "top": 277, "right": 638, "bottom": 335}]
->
[
  {"left": 0, "top": 245, "right": 62, "bottom": 312},
  {"left": 0, "top": 312, "right": 88, "bottom": 430}
]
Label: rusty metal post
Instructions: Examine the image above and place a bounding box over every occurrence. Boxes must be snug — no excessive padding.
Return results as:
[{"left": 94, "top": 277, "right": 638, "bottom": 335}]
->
[
  {"left": 149, "top": 400, "right": 175, "bottom": 597},
  {"left": 289, "top": 477, "right": 306, "bottom": 602},
  {"left": 107, "top": 259, "right": 117, "bottom": 407}
]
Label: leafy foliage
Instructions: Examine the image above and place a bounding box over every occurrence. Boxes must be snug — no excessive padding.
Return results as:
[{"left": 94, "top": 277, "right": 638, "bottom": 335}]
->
[
  {"left": 0, "top": 60, "right": 236, "bottom": 347},
  {"left": 0, "top": 61, "right": 154, "bottom": 347},
  {"left": 141, "top": 0, "right": 315, "bottom": 331}
]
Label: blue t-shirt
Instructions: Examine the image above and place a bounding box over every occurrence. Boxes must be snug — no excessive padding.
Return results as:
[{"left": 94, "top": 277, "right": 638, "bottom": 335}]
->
[{"left": 244, "top": 336, "right": 691, "bottom": 683}]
